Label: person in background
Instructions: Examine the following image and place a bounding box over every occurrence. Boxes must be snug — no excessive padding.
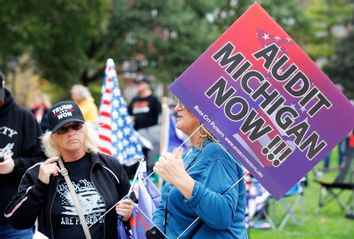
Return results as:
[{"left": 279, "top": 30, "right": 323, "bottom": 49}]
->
[
  {"left": 0, "top": 73, "right": 44, "bottom": 239},
  {"left": 31, "top": 92, "right": 52, "bottom": 132},
  {"left": 128, "top": 75, "right": 161, "bottom": 131},
  {"left": 71, "top": 84, "right": 99, "bottom": 123},
  {"left": 127, "top": 75, "right": 161, "bottom": 178},
  {"left": 147, "top": 99, "right": 247, "bottom": 239},
  {"left": 5, "top": 101, "right": 133, "bottom": 239}
]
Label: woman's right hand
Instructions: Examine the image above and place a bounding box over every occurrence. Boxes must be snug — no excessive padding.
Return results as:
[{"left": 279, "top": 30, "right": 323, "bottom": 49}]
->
[{"left": 38, "top": 156, "right": 60, "bottom": 184}]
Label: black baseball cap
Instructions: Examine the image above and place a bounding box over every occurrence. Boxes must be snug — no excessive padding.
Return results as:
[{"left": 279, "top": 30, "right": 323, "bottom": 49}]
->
[
  {"left": 48, "top": 101, "right": 85, "bottom": 133},
  {"left": 133, "top": 75, "right": 150, "bottom": 84}
]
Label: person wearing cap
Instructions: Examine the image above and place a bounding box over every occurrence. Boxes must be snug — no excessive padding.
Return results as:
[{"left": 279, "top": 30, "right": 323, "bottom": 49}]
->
[
  {"left": 5, "top": 101, "right": 134, "bottom": 239},
  {"left": 0, "top": 73, "right": 44, "bottom": 238},
  {"left": 128, "top": 75, "right": 161, "bottom": 131}
]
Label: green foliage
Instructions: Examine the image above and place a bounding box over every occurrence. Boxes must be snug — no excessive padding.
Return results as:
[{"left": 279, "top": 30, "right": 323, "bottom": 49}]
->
[
  {"left": 103, "top": 0, "right": 310, "bottom": 85},
  {"left": 325, "top": 29, "right": 354, "bottom": 99},
  {"left": 0, "top": 1, "right": 38, "bottom": 73},
  {"left": 304, "top": 0, "right": 353, "bottom": 59},
  {"left": 30, "top": 0, "right": 111, "bottom": 89},
  {"left": 103, "top": 0, "right": 220, "bottom": 84},
  {"left": 0, "top": 0, "right": 314, "bottom": 95}
]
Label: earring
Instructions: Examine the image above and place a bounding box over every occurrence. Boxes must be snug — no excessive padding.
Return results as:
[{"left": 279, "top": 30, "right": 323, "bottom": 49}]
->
[{"left": 198, "top": 126, "right": 208, "bottom": 138}]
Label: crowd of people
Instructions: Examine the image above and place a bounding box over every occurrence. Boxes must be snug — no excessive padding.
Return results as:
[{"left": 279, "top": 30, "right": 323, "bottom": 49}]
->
[
  {"left": 1, "top": 70, "right": 352, "bottom": 239},
  {"left": 0, "top": 72, "right": 248, "bottom": 239}
]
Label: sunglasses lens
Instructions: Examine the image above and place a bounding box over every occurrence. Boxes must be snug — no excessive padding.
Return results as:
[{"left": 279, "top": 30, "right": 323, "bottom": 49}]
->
[
  {"left": 56, "top": 123, "right": 83, "bottom": 134},
  {"left": 56, "top": 127, "right": 68, "bottom": 135},
  {"left": 72, "top": 123, "right": 83, "bottom": 131}
]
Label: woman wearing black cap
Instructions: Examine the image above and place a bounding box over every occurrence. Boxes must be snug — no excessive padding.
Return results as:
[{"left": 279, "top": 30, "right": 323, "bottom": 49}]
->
[{"left": 5, "top": 101, "right": 134, "bottom": 239}]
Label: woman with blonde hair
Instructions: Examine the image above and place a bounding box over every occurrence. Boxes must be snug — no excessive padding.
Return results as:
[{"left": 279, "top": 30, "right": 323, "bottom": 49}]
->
[
  {"left": 6, "top": 101, "right": 133, "bottom": 239},
  {"left": 147, "top": 99, "right": 247, "bottom": 239}
]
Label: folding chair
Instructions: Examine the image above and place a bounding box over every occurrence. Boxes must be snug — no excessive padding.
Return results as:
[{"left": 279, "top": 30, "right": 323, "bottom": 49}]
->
[
  {"left": 245, "top": 174, "right": 273, "bottom": 230},
  {"left": 316, "top": 150, "right": 354, "bottom": 217},
  {"left": 273, "top": 181, "right": 305, "bottom": 230},
  {"left": 253, "top": 179, "right": 305, "bottom": 231}
]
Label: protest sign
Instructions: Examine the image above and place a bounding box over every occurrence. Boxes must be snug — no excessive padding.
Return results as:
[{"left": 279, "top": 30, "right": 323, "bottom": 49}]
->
[{"left": 169, "top": 2, "right": 354, "bottom": 199}]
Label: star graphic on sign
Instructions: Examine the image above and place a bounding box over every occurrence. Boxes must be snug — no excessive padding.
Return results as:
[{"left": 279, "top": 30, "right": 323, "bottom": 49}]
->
[
  {"left": 286, "top": 38, "right": 292, "bottom": 43},
  {"left": 291, "top": 104, "right": 296, "bottom": 109},
  {"left": 262, "top": 33, "right": 270, "bottom": 40},
  {"left": 274, "top": 36, "right": 281, "bottom": 41},
  {"left": 300, "top": 106, "right": 306, "bottom": 112}
]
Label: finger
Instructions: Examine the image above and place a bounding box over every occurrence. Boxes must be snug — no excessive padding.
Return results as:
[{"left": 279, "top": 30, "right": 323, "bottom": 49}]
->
[
  {"left": 153, "top": 166, "right": 160, "bottom": 174},
  {"left": 3, "top": 155, "right": 12, "bottom": 161},
  {"left": 119, "top": 199, "right": 133, "bottom": 205},
  {"left": 44, "top": 156, "right": 59, "bottom": 165},
  {"left": 173, "top": 147, "right": 182, "bottom": 158},
  {"left": 117, "top": 202, "right": 133, "bottom": 209},
  {"left": 46, "top": 164, "right": 60, "bottom": 176},
  {"left": 116, "top": 207, "right": 131, "bottom": 214}
]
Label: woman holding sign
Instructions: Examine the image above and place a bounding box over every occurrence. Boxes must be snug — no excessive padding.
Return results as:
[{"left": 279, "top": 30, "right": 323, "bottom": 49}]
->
[{"left": 147, "top": 100, "right": 247, "bottom": 239}]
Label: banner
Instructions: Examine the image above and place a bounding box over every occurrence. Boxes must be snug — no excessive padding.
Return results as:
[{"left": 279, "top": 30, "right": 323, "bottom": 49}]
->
[{"left": 169, "top": 2, "right": 354, "bottom": 199}]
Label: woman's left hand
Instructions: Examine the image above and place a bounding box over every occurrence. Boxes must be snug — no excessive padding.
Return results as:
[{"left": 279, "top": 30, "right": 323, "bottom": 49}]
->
[
  {"left": 154, "top": 148, "right": 187, "bottom": 185},
  {"left": 116, "top": 199, "right": 134, "bottom": 221},
  {"left": 154, "top": 148, "right": 195, "bottom": 199}
]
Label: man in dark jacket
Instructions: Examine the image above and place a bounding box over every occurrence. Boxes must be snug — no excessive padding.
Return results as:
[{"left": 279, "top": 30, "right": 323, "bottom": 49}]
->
[{"left": 0, "top": 75, "right": 44, "bottom": 238}]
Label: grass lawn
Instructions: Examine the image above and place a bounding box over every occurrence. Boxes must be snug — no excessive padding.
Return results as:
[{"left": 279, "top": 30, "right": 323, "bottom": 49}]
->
[{"left": 249, "top": 166, "right": 353, "bottom": 239}]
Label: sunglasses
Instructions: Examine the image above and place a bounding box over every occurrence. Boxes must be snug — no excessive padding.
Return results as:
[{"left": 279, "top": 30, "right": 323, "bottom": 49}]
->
[{"left": 56, "top": 123, "right": 83, "bottom": 135}]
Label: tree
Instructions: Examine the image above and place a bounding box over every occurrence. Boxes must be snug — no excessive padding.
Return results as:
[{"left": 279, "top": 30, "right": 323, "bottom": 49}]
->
[
  {"left": 0, "top": 0, "right": 312, "bottom": 96},
  {"left": 304, "top": 0, "right": 353, "bottom": 61},
  {"left": 325, "top": 27, "right": 354, "bottom": 99},
  {"left": 101, "top": 0, "right": 221, "bottom": 84},
  {"left": 29, "top": 0, "right": 110, "bottom": 89},
  {"left": 0, "top": 1, "right": 38, "bottom": 74},
  {"left": 100, "top": 0, "right": 310, "bottom": 86}
]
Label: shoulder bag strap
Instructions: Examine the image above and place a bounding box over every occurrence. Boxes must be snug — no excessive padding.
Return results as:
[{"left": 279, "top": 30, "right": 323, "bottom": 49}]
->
[{"left": 58, "top": 158, "right": 92, "bottom": 239}]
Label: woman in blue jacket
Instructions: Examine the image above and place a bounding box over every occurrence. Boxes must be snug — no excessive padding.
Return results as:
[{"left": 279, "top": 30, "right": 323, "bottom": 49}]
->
[{"left": 147, "top": 100, "right": 248, "bottom": 239}]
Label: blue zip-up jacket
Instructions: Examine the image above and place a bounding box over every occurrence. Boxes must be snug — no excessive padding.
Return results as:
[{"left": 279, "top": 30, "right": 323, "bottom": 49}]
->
[{"left": 153, "top": 140, "right": 248, "bottom": 239}]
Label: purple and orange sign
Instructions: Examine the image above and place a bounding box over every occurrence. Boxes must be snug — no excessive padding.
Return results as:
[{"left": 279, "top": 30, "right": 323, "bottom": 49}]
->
[{"left": 169, "top": 2, "right": 354, "bottom": 199}]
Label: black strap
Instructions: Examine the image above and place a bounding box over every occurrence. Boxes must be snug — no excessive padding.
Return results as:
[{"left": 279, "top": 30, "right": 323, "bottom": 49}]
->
[{"left": 187, "top": 219, "right": 204, "bottom": 238}]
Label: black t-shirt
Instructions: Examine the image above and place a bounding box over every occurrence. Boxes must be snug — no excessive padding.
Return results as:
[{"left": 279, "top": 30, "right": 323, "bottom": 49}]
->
[
  {"left": 51, "top": 155, "right": 106, "bottom": 239},
  {"left": 128, "top": 94, "right": 161, "bottom": 130}
]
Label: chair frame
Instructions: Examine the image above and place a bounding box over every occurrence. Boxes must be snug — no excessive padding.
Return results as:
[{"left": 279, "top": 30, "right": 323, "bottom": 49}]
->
[{"left": 315, "top": 151, "right": 354, "bottom": 216}]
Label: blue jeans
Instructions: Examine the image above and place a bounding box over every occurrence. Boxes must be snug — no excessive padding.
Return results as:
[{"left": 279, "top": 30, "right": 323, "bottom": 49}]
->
[{"left": 0, "top": 223, "right": 34, "bottom": 239}]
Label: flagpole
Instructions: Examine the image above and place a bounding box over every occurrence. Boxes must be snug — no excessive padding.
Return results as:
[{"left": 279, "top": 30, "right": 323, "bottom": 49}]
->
[
  {"left": 128, "top": 159, "right": 145, "bottom": 196},
  {"left": 158, "top": 96, "right": 168, "bottom": 189}
]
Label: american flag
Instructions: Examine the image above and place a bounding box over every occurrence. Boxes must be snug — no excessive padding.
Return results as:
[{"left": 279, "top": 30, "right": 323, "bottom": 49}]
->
[{"left": 98, "top": 58, "right": 144, "bottom": 166}]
